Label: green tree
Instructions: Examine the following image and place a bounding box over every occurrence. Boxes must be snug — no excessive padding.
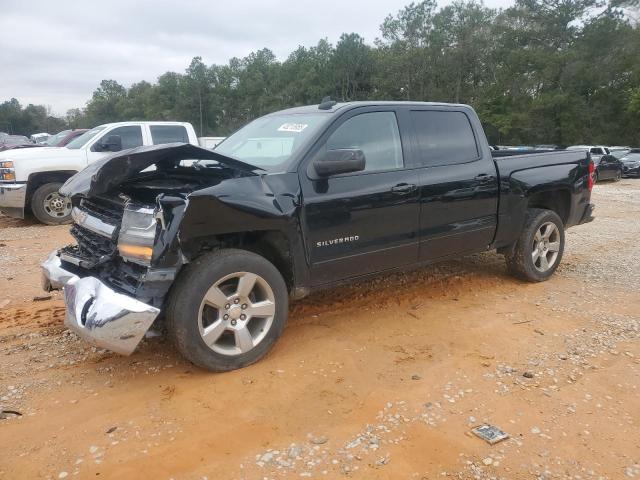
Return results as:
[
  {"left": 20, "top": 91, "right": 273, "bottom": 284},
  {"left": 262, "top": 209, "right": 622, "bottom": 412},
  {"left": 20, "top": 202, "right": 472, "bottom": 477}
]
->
[
  {"left": 181, "top": 57, "right": 211, "bottom": 136},
  {"left": 332, "top": 33, "right": 374, "bottom": 100},
  {"left": 2, "top": 0, "right": 639, "bottom": 144},
  {"left": 84, "top": 79, "right": 127, "bottom": 125}
]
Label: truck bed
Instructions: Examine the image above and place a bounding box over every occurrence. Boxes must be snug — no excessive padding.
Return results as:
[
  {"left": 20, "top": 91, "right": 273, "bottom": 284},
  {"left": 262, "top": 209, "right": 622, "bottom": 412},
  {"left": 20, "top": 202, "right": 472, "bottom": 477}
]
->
[
  {"left": 490, "top": 149, "right": 592, "bottom": 249},
  {"left": 492, "top": 149, "right": 590, "bottom": 171}
]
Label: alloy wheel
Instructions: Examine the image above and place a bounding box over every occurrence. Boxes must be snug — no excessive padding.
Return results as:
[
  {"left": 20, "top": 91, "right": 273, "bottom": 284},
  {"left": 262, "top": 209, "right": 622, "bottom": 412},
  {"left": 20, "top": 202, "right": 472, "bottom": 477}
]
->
[
  {"left": 532, "top": 222, "right": 560, "bottom": 272},
  {"left": 198, "top": 271, "right": 276, "bottom": 356}
]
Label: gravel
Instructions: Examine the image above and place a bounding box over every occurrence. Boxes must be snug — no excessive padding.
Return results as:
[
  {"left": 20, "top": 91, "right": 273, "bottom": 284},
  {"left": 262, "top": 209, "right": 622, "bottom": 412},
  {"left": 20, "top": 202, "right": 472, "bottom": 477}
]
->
[
  {"left": 245, "top": 181, "right": 640, "bottom": 479},
  {"left": 1, "top": 181, "right": 639, "bottom": 479}
]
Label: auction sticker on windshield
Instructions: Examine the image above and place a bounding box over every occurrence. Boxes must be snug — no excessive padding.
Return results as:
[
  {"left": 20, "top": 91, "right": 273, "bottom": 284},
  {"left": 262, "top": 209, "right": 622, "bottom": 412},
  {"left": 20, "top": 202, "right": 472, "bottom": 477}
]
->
[{"left": 277, "top": 123, "right": 308, "bottom": 133}]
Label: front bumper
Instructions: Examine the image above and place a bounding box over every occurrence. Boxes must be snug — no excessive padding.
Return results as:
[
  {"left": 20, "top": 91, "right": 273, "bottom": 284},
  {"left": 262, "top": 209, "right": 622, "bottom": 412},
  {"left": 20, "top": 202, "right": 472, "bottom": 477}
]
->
[
  {"left": 41, "top": 251, "right": 160, "bottom": 355},
  {"left": 0, "top": 183, "right": 27, "bottom": 218},
  {"left": 622, "top": 165, "right": 640, "bottom": 177}
]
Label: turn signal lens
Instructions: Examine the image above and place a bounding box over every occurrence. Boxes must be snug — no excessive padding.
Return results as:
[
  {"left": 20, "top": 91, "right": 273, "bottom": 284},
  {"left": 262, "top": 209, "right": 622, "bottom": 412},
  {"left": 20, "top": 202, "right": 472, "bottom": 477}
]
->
[
  {"left": 118, "top": 244, "right": 153, "bottom": 261},
  {"left": 0, "top": 160, "right": 16, "bottom": 181}
]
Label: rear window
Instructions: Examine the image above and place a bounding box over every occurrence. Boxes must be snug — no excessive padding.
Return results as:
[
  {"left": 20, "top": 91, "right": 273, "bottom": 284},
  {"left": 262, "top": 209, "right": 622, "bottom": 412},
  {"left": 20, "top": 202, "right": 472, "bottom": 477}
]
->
[
  {"left": 150, "top": 125, "right": 189, "bottom": 145},
  {"left": 411, "top": 110, "right": 479, "bottom": 166}
]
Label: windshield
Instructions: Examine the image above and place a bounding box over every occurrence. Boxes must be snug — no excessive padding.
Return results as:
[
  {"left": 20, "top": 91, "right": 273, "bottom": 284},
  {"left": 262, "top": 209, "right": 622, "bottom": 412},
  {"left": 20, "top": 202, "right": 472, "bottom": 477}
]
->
[
  {"left": 622, "top": 153, "right": 640, "bottom": 161},
  {"left": 211, "top": 113, "right": 329, "bottom": 171},
  {"left": 66, "top": 126, "right": 106, "bottom": 150},
  {"left": 44, "top": 130, "right": 71, "bottom": 146}
]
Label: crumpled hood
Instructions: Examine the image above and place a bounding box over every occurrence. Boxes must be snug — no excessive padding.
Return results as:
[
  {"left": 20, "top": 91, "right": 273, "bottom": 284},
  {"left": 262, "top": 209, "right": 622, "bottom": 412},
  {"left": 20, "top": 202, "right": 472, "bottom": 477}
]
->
[{"left": 61, "top": 143, "right": 261, "bottom": 198}]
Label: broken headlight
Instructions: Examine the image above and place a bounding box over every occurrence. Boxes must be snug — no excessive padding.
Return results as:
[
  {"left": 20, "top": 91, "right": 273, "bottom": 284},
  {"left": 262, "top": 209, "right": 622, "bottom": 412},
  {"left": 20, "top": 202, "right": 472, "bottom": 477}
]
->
[{"left": 117, "top": 205, "right": 157, "bottom": 265}]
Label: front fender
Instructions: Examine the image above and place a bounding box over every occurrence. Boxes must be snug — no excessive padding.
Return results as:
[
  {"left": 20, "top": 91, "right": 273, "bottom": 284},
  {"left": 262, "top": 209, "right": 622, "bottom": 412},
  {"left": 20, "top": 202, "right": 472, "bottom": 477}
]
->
[
  {"left": 173, "top": 173, "right": 308, "bottom": 287},
  {"left": 179, "top": 174, "right": 299, "bottom": 242}
]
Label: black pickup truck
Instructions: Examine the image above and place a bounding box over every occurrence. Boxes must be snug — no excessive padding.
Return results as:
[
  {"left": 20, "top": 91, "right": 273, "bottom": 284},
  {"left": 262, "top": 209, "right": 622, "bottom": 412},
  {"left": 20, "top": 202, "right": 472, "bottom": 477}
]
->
[{"left": 42, "top": 101, "right": 595, "bottom": 371}]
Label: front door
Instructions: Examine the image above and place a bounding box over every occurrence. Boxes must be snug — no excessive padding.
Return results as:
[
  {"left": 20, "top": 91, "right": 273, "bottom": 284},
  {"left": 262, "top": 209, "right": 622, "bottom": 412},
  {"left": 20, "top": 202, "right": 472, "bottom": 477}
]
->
[
  {"left": 299, "top": 108, "right": 420, "bottom": 285},
  {"left": 407, "top": 108, "right": 499, "bottom": 261},
  {"left": 86, "top": 125, "right": 145, "bottom": 165}
]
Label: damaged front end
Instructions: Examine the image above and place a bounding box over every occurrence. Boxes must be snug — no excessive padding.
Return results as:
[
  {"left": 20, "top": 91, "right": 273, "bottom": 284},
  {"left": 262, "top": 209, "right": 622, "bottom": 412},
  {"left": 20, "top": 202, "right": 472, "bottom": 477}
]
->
[
  {"left": 42, "top": 252, "right": 160, "bottom": 355},
  {"left": 41, "top": 143, "right": 262, "bottom": 354}
]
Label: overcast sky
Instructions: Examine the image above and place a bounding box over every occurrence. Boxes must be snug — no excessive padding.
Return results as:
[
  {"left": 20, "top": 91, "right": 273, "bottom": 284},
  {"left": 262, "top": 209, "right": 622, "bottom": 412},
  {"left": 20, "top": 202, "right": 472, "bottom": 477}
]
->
[{"left": 0, "top": 0, "right": 513, "bottom": 116}]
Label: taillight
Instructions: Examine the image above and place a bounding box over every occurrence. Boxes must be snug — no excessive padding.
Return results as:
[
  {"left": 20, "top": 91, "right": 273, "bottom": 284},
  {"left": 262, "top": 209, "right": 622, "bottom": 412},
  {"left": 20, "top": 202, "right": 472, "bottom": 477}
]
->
[{"left": 588, "top": 160, "right": 594, "bottom": 191}]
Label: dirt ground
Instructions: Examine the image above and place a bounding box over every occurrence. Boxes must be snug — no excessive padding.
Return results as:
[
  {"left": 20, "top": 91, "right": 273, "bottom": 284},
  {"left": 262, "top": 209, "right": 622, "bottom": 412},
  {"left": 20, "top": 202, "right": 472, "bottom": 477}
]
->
[{"left": 0, "top": 180, "right": 639, "bottom": 480}]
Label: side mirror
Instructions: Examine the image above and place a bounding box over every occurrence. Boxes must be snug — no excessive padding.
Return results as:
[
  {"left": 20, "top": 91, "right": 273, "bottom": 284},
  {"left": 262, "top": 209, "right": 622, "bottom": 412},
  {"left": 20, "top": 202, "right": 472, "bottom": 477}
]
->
[
  {"left": 97, "top": 135, "right": 122, "bottom": 152},
  {"left": 313, "top": 149, "right": 365, "bottom": 177}
]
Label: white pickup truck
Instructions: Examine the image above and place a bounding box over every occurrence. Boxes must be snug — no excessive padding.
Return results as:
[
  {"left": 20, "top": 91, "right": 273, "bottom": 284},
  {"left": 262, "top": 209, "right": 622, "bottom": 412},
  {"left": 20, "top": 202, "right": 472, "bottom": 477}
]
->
[{"left": 0, "top": 121, "right": 199, "bottom": 224}]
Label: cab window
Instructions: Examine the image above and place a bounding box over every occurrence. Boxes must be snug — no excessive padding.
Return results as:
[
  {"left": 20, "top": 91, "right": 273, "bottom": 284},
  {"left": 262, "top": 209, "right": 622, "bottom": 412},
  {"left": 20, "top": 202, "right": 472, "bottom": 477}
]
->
[
  {"left": 150, "top": 125, "right": 189, "bottom": 144},
  {"left": 94, "top": 126, "right": 143, "bottom": 151},
  {"left": 411, "top": 110, "right": 479, "bottom": 166},
  {"left": 325, "top": 111, "right": 403, "bottom": 172}
]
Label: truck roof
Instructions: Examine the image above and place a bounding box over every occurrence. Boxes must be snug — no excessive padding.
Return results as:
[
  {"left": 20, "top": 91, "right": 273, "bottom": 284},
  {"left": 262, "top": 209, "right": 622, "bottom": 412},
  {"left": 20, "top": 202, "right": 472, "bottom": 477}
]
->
[
  {"left": 95, "top": 121, "right": 193, "bottom": 128},
  {"left": 567, "top": 145, "right": 608, "bottom": 150},
  {"left": 269, "top": 101, "right": 473, "bottom": 116}
]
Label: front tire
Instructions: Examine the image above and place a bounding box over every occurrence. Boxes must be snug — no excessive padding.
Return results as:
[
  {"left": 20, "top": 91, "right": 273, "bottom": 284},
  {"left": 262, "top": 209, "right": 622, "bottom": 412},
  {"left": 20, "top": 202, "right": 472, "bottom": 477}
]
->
[
  {"left": 613, "top": 170, "right": 622, "bottom": 182},
  {"left": 505, "top": 208, "right": 565, "bottom": 282},
  {"left": 166, "top": 249, "right": 289, "bottom": 372},
  {"left": 31, "top": 182, "right": 72, "bottom": 225}
]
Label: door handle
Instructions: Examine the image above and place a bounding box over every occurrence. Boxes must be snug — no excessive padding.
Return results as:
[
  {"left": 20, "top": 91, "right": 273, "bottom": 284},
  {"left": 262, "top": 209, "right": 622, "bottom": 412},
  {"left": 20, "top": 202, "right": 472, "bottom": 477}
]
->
[
  {"left": 391, "top": 183, "right": 417, "bottom": 194},
  {"left": 474, "top": 174, "right": 495, "bottom": 183}
]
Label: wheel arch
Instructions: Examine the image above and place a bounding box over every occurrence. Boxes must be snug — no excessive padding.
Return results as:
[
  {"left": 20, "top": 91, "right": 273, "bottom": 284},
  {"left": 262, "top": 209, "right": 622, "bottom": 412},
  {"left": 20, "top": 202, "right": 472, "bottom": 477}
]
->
[
  {"left": 181, "top": 230, "right": 297, "bottom": 293},
  {"left": 526, "top": 188, "right": 571, "bottom": 225},
  {"left": 26, "top": 170, "right": 78, "bottom": 206},
  {"left": 496, "top": 188, "right": 570, "bottom": 256}
]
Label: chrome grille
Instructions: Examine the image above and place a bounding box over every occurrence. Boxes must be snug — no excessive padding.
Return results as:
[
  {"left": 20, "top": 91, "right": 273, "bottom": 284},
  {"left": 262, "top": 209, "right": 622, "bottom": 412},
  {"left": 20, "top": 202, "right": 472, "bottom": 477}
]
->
[
  {"left": 61, "top": 198, "right": 125, "bottom": 268},
  {"left": 79, "top": 197, "right": 124, "bottom": 225},
  {"left": 70, "top": 224, "right": 117, "bottom": 260}
]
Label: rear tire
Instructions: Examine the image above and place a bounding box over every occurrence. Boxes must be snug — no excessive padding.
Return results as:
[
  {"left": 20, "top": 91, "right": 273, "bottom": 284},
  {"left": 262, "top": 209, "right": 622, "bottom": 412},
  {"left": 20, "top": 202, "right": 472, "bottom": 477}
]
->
[
  {"left": 613, "top": 170, "right": 622, "bottom": 182},
  {"left": 505, "top": 208, "right": 565, "bottom": 282},
  {"left": 31, "top": 182, "right": 72, "bottom": 225},
  {"left": 166, "top": 249, "right": 288, "bottom": 372}
]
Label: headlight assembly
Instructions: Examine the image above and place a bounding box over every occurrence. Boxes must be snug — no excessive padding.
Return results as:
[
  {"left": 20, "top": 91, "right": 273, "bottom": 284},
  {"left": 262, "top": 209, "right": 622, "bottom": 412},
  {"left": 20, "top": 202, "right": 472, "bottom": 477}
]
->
[
  {"left": 117, "top": 205, "right": 157, "bottom": 265},
  {"left": 0, "top": 160, "right": 15, "bottom": 181}
]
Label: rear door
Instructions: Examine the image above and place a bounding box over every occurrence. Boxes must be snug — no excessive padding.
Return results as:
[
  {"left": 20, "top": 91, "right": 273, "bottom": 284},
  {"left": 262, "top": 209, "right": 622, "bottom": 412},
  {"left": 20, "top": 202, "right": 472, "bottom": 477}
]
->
[
  {"left": 299, "top": 107, "right": 420, "bottom": 285},
  {"left": 407, "top": 107, "right": 499, "bottom": 261}
]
